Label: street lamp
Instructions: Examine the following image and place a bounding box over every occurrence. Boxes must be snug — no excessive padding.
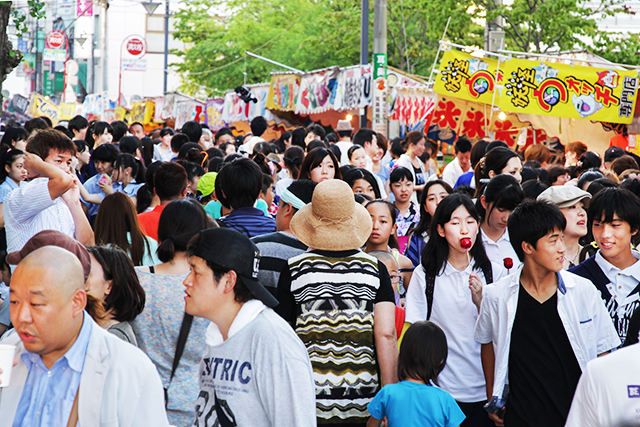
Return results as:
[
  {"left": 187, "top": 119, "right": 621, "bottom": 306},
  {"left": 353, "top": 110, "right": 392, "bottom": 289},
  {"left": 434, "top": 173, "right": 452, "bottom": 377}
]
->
[
  {"left": 141, "top": 2, "right": 160, "bottom": 16},
  {"left": 141, "top": 1, "right": 168, "bottom": 94}
]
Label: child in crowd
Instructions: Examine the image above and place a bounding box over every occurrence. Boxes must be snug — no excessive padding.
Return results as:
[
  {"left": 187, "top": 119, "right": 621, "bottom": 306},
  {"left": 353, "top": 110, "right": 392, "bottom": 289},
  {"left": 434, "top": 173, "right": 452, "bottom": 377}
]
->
[
  {"left": 154, "top": 127, "right": 175, "bottom": 162},
  {"left": 344, "top": 168, "right": 381, "bottom": 200},
  {"left": 256, "top": 174, "right": 276, "bottom": 217},
  {"left": 405, "top": 193, "right": 504, "bottom": 427},
  {"left": 367, "top": 321, "right": 466, "bottom": 427},
  {"left": 364, "top": 200, "right": 414, "bottom": 293},
  {"left": 82, "top": 144, "right": 118, "bottom": 220},
  {"left": 111, "top": 153, "right": 145, "bottom": 204},
  {"left": 369, "top": 250, "right": 406, "bottom": 339},
  {"left": 348, "top": 145, "right": 368, "bottom": 169},
  {"left": 0, "top": 148, "right": 27, "bottom": 203},
  {"left": 478, "top": 174, "right": 523, "bottom": 268},
  {"left": 570, "top": 187, "right": 640, "bottom": 346},
  {"left": 90, "top": 121, "right": 114, "bottom": 147},
  {"left": 390, "top": 166, "right": 420, "bottom": 253},
  {"left": 405, "top": 180, "right": 453, "bottom": 267},
  {"left": 73, "top": 139, "right": 91, "bottom": 183}
]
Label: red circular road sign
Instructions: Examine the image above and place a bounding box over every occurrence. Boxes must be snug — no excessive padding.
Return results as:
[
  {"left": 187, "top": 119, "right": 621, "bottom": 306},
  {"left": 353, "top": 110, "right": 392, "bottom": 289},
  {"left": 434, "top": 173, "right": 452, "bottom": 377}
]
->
[
  {"left": 126, "top": 37, "right": 146, "bottom": 56},
  {"left": 46, "top": 31, "right": 66, "bottom": 49}
]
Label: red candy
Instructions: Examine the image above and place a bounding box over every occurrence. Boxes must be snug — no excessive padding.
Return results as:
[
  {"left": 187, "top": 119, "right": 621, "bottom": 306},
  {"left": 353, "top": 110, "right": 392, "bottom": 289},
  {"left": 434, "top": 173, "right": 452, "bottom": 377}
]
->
[
  {"left": 461, "top": 238, "right": 472, "bottom": 249},
  {"left": 504, "top": 257, "right": 514, "bottom": 269}
]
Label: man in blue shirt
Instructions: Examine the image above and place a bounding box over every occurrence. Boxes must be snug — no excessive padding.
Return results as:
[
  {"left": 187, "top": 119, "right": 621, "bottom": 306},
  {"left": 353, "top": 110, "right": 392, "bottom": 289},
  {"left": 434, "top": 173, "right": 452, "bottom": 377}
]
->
[
  {"left": 216, "top": 158, "right": 276, "bottom": 238},
  {"left": 0, "top": 246, "right": 169, "bottom": 427}
]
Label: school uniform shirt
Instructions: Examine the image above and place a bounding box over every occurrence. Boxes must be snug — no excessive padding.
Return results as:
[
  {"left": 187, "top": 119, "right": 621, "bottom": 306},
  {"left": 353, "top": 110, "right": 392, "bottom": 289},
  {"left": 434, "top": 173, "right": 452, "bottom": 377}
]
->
[
  {"left": 475, "top": 266, "right": 621, "bottom": 414},
  {"left": 4, "top": 178, "right": 75, "bottom": 254},
  {"left": 442, "top": 157, "right": 465, "bottom": 187},
  {"left": 565, "top": 343, "right": 640, "bottom": 427},
  {"left": 0, "top": 177, "right": 19, "bottom": 203},
  {"left": 405, "top": 261, "right": 505, "bottom": 403},
  {"left": 480, "top": 227, "right": 521, "bottom": 270}
]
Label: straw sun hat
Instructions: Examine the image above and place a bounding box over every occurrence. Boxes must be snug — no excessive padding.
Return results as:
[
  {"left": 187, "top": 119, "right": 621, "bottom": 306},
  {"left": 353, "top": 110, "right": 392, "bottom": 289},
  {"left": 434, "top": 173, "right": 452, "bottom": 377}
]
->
[{"left": 290, "top": 179, "right": 373, "bottom": 251}]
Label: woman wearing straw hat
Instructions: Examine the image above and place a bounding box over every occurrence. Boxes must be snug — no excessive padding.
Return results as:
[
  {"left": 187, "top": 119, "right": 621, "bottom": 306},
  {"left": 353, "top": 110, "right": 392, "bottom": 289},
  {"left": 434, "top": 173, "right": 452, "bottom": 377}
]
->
[{"left": 276, "top": 179, "right": 398, "bottom": 426}]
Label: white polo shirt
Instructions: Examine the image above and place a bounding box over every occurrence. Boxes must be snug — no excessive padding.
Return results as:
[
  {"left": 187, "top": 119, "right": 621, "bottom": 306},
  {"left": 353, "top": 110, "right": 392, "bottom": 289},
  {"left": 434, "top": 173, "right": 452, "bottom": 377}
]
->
[
  {"left": 565, "top": 343, "right": 640, "bottom": 427},
  {"left": 474, "top": 266, "right": 621, "bottom": 411},
  {"left": 406, "top": 260, "right": 505, "bottom": 402},
  {"left": 594, "top": 250, "right": 640, "bottom": 305},
  {"left": 480, "top": 227, "right": 520, "bottom": 270}
]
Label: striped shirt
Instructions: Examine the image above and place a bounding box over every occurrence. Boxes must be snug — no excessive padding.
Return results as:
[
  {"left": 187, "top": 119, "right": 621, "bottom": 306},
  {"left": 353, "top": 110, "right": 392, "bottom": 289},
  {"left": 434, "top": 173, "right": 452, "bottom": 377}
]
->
[
  {"left": 218, "top": 206, "right": 276, "bottom": 238},
  {"left": 251, "top": 231, "right": 307, "bottom": 293},
  {"left": 276, "top": 250, "right": 395, "bottom": 425},
  {"left": 4, "top": 177, "right": 75, "bottom": 254}
]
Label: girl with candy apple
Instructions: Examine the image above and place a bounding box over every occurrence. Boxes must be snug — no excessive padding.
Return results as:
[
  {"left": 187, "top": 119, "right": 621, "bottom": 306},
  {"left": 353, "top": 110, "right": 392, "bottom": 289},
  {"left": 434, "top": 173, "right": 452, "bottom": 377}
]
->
[{"left": 404, "top": 193, "right": 506, "bottom": 427}]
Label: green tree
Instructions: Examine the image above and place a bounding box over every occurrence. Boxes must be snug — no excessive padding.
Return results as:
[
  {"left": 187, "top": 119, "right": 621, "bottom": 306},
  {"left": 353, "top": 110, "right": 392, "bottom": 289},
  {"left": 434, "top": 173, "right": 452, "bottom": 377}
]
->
[
  {"left": 0, "top": 0, "right": 45, "bottom": 107},
  {"left": 483, "top": 0, "right": 640, "bottom": 64},
  {"left": 172, "top": 0, "right": 480, "bottom": 96}
]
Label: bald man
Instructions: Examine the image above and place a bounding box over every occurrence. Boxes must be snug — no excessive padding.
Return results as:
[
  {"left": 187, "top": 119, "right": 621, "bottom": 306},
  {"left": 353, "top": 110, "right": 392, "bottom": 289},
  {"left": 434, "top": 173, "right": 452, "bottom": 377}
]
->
[{"left": 0, "top": 247, "right": 169, "bottom": 427}]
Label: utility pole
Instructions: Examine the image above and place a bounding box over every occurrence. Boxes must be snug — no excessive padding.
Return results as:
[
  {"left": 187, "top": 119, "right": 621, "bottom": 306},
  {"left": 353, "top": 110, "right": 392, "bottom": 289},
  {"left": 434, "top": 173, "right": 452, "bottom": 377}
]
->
[
  {"left": 485, "top": 0, "right": 505, "bottom": 52},
  {"left": 163, "top": 0, "right": 169, "bottom": 93},
  {"left": 101, "top": 0, "right": 108, "bottom": 94},
  {"left": 372, "top": 0, "right": 387, "bottom": 135},
  {"left": 359, "top": 0, "right": 369, "bottom": 129}
]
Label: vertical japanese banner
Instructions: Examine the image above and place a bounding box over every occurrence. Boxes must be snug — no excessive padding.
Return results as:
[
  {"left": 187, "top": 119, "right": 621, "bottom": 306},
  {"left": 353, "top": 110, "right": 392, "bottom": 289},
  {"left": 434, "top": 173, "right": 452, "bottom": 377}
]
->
[
  {"left": 499, "top": 58, "right": 639, "bottom": 124},
  {"left": 372, "top": 53, "right": 387, "bottom": 134},
  {"left": 434, "top": 50, "right": 500, "bottom": 105},
  {"left": 205, "top": 99, "right": 226, "bottom": 129}
]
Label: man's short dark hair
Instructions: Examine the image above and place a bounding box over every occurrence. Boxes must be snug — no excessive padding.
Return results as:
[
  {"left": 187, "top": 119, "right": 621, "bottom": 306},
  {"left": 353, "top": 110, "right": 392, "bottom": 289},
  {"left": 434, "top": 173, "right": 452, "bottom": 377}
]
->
[
  {"left": 352, "top": 128, "right": 376, "bottom": 147},
  {"left": 130, "top": 122, "right": 144, "bottom": 132},
  {"left": 92, "top": 143, "right": 119, "bottom": 164},
  {"left": 215, "top": 158, "right": 262, "bottom": 209},
  {"left": 119, "top": 136, "right": 141, "bottom": 156},
  {"left": 306, "top": 123, "right": 326, "bottom": 141},
  {"left": 285, "top": 179, "right": 317, "bottom": 211},
  {"left": 170, "top": 133, "right": 190, "bottom": 154},
  {"left": 181, "top": 121, "right": 202, "bottom": 143},
  {"left": 215, "top": 127, "right": 234, "bottom": 143},
  {"left": 110, "top": 120, "right": 129, "bottom": 143},
  {"left": 588, "top": 187, "right": 640, "bottom": 234},
  {"left": 25, "top": 117, "right": 49, "bottom": 134},
  {"left": 508, "top": 200, "right": 566, "bottom": 262},
  {"left": 68, "top": 115, "right": 89, "bottom": 134},
  {"left": 250, "top": 116, "right": 268, "bottom": 137},
  {"left": 154, "top": 162, "right": 188, "bottom": 201},
  {"left": 455, "top": 137, "right": 472, "bottom": 154},
  {"left": 337, "top": 130, "right": 352, "bottom": 139},
  {"left": 26, "top": 129, "right": 76, "bottom": 160}
]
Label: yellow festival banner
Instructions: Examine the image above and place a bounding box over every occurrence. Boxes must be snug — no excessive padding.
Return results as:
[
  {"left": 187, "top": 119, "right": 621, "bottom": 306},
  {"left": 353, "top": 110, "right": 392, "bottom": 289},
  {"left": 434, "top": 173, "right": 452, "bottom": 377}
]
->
[
  {"left": 29, "top": 94, "right": 60, "bottom": 124},
  {"left": 267, "top": 74, "right": 300, "bottom": 111},
  {"left": 499, "top": 58, "right": 639, "bottom": 124},
  {"left": 58, "top": 103, "right": 76, "bottom": 121},
  {"left": 434, "top": 50, "right": 501, "bottom": 105}
]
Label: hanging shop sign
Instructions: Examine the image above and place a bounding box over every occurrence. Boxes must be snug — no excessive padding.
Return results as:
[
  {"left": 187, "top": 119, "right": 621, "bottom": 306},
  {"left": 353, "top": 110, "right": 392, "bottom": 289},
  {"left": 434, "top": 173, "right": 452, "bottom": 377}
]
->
[
  {"left": 205, "top": 99, "right": 226, "bottom": 129},
  {"left": 434, "top": 50, "right": 501, "bottom": 105},
  {"left": 499, "top": 58, "right": 639, "bottom": 124},
  {"left": 295, "top": 67, "right": 340, "bottom": 115},
  {"left": 266, "top": 74, "right": 300, "bottom": 111}
]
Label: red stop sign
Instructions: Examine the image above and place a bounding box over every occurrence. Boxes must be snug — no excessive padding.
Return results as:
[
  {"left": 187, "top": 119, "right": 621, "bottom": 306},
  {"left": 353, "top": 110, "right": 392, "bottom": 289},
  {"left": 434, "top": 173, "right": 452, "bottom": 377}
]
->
[
  {"left": 126, "top": 38, "right": 145, "bottom": 56},
  {"left": 46, "top": 31, "right": 66, "bottom": 49}
]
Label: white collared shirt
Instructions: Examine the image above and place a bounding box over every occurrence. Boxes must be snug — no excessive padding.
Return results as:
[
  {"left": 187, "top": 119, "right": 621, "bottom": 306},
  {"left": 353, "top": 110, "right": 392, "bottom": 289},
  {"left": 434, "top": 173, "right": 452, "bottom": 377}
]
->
[
  {"left": 406, "top": 260, "right": 505, "bottom": 402},
  {"left": 594, "top": 250, "right": 640, "bottom": 304},
  {"left": 480, "top": 227, "right": 521, "bottom": 270},
  {"left": 442, "top": 157, "right": 463, "bottom": 187},
  {"left": 4, "top": 177, "right": 75, "bottom": 254},
  {"left": 475, "top": 266, "right": 621, "bottom": 409}
]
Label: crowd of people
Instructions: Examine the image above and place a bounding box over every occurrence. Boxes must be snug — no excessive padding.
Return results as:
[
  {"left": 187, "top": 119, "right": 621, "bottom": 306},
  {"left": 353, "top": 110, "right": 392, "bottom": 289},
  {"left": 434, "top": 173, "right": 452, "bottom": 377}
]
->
[{"left": 0, "top": 114, "right": 638, "bottom": 427}]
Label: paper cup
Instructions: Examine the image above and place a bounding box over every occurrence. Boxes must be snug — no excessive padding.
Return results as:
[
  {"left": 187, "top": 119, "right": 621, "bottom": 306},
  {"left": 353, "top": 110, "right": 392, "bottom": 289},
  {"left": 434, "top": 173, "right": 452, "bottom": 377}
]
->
[{"left": 0, "top": 344, "right": 16, "bottom": 388}]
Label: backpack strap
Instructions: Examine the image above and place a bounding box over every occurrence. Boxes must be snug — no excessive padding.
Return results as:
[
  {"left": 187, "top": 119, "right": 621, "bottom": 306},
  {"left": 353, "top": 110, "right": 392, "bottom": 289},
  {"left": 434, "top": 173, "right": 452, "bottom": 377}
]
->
[{"left": 425, "top": 263, "right": 493, "bottom": 320}]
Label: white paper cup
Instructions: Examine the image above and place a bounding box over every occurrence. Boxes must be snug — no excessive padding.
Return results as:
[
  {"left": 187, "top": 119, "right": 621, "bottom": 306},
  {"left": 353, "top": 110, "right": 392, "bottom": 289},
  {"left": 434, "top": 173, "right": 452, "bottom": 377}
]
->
[{"left": 0, "top": 344, "right": 17, "bottom": 388}]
